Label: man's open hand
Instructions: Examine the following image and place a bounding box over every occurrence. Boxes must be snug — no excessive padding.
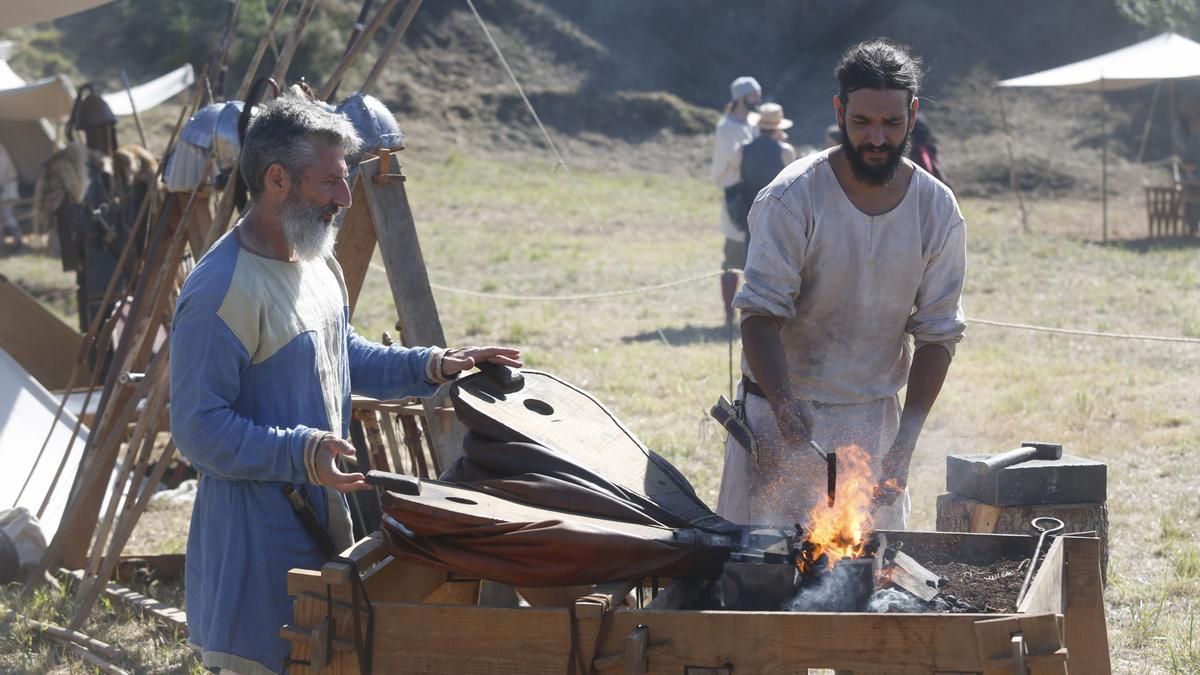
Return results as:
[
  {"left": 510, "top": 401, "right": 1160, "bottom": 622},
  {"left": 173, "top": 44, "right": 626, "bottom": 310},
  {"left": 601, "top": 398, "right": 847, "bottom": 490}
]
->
[
  {"left": 314, "top": 435, "right": 368, "bottom": 492},
  {"left": 441, "top": 346, "right": 523, "bottom": 377}
]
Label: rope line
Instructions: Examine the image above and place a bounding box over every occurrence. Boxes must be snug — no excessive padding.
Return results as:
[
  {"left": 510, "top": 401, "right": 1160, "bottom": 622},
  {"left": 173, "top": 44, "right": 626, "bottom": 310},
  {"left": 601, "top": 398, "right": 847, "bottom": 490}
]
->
[
  {"left": 463, "top": 0, "right": 673, "bottom": 347},
  {"left": 432, "top": 270, "right": 723, "bottom": 301},
  {"left": 968, "top": 317, "right": 1200, "bottom": 344},
  {"left": 369, "top": 261, "right": 1199, "bottom": 345}
]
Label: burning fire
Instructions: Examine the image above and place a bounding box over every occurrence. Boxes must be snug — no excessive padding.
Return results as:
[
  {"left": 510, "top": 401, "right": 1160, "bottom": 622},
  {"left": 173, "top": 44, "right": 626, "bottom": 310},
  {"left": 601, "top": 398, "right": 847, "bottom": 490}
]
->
[{"left": 798, "top": 444, "right": 881, "bottom": 572}]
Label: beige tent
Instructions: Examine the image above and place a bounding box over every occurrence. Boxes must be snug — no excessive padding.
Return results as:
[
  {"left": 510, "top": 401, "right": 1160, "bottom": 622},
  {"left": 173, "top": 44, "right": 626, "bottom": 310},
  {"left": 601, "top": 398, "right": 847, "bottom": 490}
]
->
[
  {"left": 999, "top": 32, "right": 1200, "bottom": 239},
  {"left": 0, "top": 40, "right": 195, "bottom": 185}
]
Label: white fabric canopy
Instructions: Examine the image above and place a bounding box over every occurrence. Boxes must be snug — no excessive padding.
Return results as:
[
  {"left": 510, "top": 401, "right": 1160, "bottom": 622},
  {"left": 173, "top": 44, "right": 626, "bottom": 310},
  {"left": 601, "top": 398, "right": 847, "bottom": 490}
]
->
[
  {"left": 0, "top": 0, "right": 116, "bottom": 31},
  {"left": 0, "top": 75, "right": 75, "bottom": 121},
  {"left": 999, "top": 32, "right": 1200, "bottom": 91},
  {"left": 102, "top": 63, "right": 195, "bottom": 116}
]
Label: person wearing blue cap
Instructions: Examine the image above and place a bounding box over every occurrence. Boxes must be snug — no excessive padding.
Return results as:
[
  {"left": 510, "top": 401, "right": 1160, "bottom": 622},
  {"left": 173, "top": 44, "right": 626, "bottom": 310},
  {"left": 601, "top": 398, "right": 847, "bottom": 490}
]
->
[{"left": 710, "top": 75, "right": 762, "bottom": 320}]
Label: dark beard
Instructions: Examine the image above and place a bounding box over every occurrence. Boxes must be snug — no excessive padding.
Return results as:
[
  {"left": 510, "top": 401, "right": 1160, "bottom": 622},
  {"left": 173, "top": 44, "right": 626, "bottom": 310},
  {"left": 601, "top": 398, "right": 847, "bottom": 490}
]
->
[{"left": 839, "top": 123, "right": 911, "bottom": 186}]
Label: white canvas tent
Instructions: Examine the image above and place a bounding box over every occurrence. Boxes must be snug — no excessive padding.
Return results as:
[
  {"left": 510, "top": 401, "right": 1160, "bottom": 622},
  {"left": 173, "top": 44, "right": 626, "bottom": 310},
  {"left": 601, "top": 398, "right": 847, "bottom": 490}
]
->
[
  {"left": 102, "top": 63, "right": 195, "bottom": 117},
  {"left": 999, "top": 32, "right": 1200, "bottom": 91},
  {"left": 0, "top": 40, "right": 195, "bottom": 185},
  {"left": 998, "top": 32, "right": 1200, "bottom": 239}
]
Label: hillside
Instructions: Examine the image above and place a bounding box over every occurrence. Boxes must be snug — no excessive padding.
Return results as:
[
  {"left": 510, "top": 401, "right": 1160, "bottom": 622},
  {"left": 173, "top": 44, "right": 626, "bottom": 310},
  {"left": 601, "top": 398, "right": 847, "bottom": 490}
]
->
[{"left": 1, "top": 0, "right": 1185, "bottom": 195}]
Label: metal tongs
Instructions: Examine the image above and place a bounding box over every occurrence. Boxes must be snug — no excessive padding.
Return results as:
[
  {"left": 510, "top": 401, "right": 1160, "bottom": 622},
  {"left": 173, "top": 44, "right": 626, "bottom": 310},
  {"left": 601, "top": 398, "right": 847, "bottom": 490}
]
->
[{"left": 1016, "top": 516, "right": 1065, "bottom": 606}]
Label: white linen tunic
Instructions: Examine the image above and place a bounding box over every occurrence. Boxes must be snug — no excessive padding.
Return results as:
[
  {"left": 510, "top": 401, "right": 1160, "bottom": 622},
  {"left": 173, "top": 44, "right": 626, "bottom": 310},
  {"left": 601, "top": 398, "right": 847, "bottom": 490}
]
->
[{"left": 717, "top": 148, "right": 966, "bottom": 528}]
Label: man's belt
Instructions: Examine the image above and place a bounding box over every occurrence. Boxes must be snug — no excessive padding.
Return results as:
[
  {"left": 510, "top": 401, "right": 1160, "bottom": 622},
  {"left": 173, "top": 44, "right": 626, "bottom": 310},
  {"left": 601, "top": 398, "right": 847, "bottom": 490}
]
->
[{"left": 741, "top": 376, "right": 766, "bottom": 399}]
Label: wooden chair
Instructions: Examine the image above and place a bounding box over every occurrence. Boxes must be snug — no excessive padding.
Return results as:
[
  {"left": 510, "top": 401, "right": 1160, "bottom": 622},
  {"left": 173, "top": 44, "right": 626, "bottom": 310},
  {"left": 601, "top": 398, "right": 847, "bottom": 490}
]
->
[{"left": 1145, "top": 156, "right": 1200, "bottom": 237}]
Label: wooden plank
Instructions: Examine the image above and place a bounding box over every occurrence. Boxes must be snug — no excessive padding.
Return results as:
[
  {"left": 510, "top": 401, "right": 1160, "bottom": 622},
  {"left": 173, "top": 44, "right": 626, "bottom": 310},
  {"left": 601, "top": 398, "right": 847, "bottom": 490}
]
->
[
  {"left": 0, "top": 275, "right": 81, "bottom": 390},
  {"left": 333, "top": 175, "right": 377, "bottom": 319},
  {"left": 1019, "top": 536, "right": 1065, "bottom": 616},
  {"left": 975, "top": 613, "right": 1066, "bottom": 675},
  {"left": 593, "top": 610, "right": 991, "bottom": 673},
  {"left": 322, "top": 532, "right": 390, "bottom": 586},
  {"left": 368, "top": 604, "right": 573, "bottom": 674},
  {"left": 343, "top": 602, "right": 1004, "bottom": 673},
  {"left": 358, "top": 154, "right": 464, "bottom": 472},
  {"left": 66, "top": 570, "right": 188, "bottom": 637},
  {"left": 1061, "top": 536, "right": 1111, "bottom": 674}
]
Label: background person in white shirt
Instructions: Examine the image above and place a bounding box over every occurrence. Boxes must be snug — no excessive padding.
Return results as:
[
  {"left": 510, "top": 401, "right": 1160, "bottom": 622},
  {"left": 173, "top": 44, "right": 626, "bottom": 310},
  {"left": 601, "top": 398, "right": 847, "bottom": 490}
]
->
[
  {"left": 710, "top": 75, "right": 761, "bottom": 320},
  {"left": 717, "top": 39, "right": 966, "bottom": 529}
]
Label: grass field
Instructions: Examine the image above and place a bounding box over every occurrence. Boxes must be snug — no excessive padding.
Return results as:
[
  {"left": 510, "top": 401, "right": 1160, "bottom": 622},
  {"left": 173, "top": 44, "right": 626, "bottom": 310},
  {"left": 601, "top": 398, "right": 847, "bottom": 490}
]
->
[{"left": 2, "top": 150, "right": 1199, "bottom": 673}]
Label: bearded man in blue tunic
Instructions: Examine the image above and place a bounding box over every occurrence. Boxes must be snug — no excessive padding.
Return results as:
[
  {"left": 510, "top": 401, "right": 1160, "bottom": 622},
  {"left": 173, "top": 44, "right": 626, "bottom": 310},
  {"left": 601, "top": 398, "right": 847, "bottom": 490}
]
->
[{"left": 170, "top": 94, "right": 521, "bottom": 675}]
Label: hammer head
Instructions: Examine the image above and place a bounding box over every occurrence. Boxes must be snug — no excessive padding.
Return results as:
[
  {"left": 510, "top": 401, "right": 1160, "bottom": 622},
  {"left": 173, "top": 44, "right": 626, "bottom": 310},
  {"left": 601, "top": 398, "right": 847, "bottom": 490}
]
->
[{"left": 1020, "top": 441, "right": 1063, "bottom": 461}]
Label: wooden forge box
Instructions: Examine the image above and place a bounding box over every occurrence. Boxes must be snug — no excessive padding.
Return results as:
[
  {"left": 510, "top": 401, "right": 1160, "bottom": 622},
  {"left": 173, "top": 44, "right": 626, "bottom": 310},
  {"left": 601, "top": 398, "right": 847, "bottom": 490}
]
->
[{"left": 283, "top": 528, "right": 1109, "bottom": 674}]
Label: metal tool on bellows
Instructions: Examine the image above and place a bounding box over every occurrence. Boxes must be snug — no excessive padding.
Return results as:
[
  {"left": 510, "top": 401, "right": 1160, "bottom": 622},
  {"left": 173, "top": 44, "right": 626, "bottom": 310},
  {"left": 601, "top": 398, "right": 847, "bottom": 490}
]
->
[{"left": 711, "top": 396, "right": 837, "bottom": 506}]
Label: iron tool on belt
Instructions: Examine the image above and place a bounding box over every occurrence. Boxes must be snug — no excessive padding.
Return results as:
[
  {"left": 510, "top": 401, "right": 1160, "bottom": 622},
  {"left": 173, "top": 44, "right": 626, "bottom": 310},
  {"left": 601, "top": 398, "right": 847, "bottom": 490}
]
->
[{"left": 711, "top": 395, "right": 838, "bottom": 506}]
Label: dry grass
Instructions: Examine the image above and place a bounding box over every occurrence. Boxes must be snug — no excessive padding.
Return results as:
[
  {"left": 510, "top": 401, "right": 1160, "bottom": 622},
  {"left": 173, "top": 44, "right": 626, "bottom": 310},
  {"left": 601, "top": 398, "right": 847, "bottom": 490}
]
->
[{"left": 1, "top": 149, "right": 1198, "bottom": 673}]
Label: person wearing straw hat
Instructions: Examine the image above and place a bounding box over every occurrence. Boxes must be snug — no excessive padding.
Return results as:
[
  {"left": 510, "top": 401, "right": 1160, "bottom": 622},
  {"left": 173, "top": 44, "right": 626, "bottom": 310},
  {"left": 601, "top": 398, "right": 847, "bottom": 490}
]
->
[
  {"left": 711, "top": 75, "right": 762, "bottom": 320},
  {"left": 724, "top": 103, "right": 798, "bottom": 237}
]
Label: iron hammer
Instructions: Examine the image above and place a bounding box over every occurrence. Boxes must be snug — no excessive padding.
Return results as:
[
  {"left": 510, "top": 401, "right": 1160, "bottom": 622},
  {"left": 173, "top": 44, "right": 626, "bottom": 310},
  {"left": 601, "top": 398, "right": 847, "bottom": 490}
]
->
[{"left": 971, "top": 441, "right": 1063, "bottom": 476}]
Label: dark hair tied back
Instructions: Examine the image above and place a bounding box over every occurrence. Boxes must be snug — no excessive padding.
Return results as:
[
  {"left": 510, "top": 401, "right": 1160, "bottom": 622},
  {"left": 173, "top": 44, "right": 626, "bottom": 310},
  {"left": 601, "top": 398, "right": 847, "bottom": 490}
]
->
[{"left": 835, "top": 39, "right": 923, "bottom": 105}]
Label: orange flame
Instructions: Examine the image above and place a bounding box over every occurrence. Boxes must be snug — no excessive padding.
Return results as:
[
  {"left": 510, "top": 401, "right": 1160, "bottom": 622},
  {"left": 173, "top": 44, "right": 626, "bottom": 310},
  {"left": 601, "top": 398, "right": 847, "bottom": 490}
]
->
[{"left": 799, "top": 444, "right": 877, "bottom": 571}]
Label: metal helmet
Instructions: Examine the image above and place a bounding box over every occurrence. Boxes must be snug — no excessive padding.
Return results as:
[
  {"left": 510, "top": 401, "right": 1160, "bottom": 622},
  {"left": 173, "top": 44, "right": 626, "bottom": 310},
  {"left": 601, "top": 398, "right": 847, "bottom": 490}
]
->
[
  {"left": 180, "top": 101, "right": 244, "bottom": 172},
  {"left": 335, "top": 92, "right": 404, "bottom": 154},
  {"left": 73, "top": 86, "right": 117, "bottom": 130}
]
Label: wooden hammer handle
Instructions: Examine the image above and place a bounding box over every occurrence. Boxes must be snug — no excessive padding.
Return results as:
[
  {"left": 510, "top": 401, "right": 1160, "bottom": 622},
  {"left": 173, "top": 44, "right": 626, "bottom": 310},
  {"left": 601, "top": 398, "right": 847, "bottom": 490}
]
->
[{"left": 972, "top": 445, "right": 1038, "bottom": 474}]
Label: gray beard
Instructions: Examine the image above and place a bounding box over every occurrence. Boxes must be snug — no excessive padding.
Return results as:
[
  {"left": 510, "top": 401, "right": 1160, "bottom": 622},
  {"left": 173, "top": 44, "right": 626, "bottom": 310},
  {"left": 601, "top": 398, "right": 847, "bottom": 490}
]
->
[{"left": 280, "top": 199, "right": 335, "bottom": 260}]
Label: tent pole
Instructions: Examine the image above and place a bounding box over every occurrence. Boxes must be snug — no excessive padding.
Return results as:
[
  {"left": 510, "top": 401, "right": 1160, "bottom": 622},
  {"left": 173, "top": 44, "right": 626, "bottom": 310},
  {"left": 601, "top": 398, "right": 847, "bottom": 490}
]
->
[
  {"left": 1136, "top": 80, "right": 1161, "bottom": 164},
  {"left": 1101, "top": 77, "right": 1108, "bottom": 243}
]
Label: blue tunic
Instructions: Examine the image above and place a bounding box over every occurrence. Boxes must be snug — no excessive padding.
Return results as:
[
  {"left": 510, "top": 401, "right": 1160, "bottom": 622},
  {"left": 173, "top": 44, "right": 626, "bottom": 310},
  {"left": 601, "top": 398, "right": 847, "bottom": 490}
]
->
[{"left": 170, "top": 229, "right": 439, "bottom": 675}]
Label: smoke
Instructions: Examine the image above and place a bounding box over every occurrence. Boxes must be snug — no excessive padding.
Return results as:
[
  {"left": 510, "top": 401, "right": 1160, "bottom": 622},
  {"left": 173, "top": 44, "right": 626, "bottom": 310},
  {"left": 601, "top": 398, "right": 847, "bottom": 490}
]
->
[
  {"left": 787, "top": 562, "right": 870, "bottom": 612},
  {"left": 866, "top": 587, "right": 953, "bottom": 613}
]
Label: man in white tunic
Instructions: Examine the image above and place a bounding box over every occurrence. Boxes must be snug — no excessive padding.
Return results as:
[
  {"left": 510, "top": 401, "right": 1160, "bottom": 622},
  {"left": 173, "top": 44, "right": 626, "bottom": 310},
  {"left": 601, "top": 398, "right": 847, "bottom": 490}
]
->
[
  {"left": 710, "top": 76, "right": 761, "bottom": 319},
  {"left": 717, "top": 39, "right": 965, "bottom": 530}
]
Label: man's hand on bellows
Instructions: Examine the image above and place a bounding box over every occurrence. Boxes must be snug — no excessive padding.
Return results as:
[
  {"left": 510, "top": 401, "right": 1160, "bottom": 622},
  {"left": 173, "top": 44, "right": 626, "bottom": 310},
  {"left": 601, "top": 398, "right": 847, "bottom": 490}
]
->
[
  {"left": 442, "top": 346, "right": 523, "bottom": 377},
  {"left": 315, "top": 435, "right": 369, "bottom": 492}
]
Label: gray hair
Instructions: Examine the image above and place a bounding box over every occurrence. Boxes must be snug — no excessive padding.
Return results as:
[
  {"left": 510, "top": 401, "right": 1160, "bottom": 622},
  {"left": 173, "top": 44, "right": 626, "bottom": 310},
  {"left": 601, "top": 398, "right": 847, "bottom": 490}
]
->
[{"left": 240, "top": 94, "right": 362, "bottom": 199}]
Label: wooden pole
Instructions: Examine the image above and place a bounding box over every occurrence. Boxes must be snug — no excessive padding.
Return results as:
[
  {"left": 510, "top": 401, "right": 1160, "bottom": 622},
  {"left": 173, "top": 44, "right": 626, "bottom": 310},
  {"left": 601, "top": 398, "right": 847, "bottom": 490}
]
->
[
  {"left": 69, "top": 439, "right": 179, "bottom": 630},
  {"left": 1101, "top": 78, "right": 1108, "bottom": 243},
  {"left": 119, "top": 70, "right": 148, "bottom": 149},
  {"left": 361, "top": 0, "right": 423, "bottom": 94},
  {"left": 75, "top": 348, "right": 171, "bottom": 602},
  {"left": 1136, "top": 80, "right": 1161, "bottom": 164},
  {"left": 318, "top": 0, "right": 401, "bottom": 100},
  {"left": 27, "top": 152, "right": 215, "bottom": 582},
  {"left": 326, "top": 0, "right": 375, "bottom": 101},
  {"left": 210, "top": 0, "right": 243, "bottom": 101},
  {"left": 7, "top": 612, "right": 124, "bottom": 662},
  {"left": 235, "top": 0, "right": 291, "bottom": 101},
  {"left": 997, "top": 88, "right": 1030, "bottom": 234},
  {"left": 270, "top": 0, "right": 319, "bottom": 85},
  {"left": 63, "top": 641, "right": 130, "bottom": 675},
  {"left": 18, "top": 88, "right": 196, "bottom": 518}
]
